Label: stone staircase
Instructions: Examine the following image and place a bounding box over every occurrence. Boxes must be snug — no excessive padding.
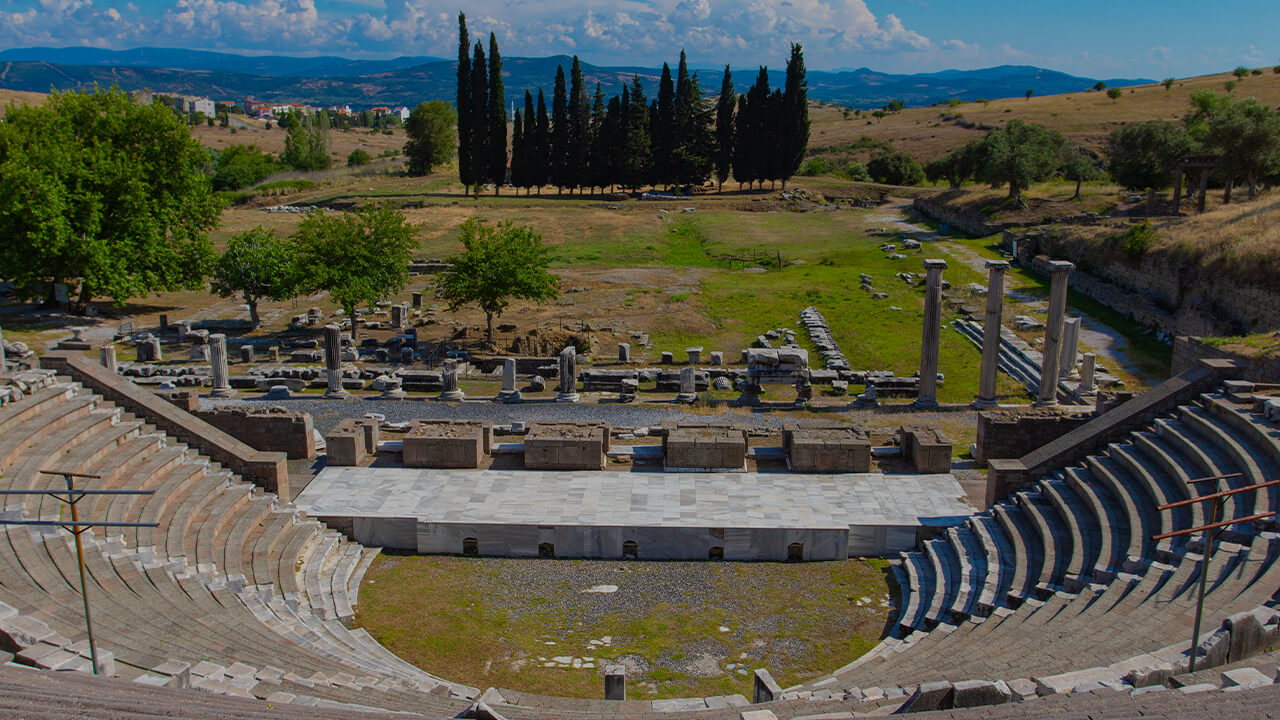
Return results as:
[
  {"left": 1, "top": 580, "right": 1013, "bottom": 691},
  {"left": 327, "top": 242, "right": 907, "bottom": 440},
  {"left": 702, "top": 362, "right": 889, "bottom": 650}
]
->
[{"left": 799, "top": 388, "right": 1280, "bottom": 696}]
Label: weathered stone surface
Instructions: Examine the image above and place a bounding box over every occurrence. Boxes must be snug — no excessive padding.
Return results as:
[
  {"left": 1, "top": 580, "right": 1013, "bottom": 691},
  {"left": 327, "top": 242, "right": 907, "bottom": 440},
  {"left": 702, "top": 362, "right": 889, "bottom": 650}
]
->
[
  {"left": 901, "top": 425, "right": 952, "bottom": 473},
  {"left": 664, "top": 424, "right": 747, "bottom": 470},
  {"left": 901, "top": 680, "right": 953, "bottom": 712},
  {"left": 951, "top": 679, "right": 1011, "bottom": 708},
  {"left": 523, "top": 422, "right": 608, "bottom": 470},
  {"left": 604, "top": 665, "right": 625, "bottom": 701},
  {"left": 325, "top": 418, "right": 378, "bottom": 466},
  {"left": 752, "top": 669, "right": 781, "bottom": 704},
  {"left": 784, "top": 422, "right": 871, "bottom": 473},
  {"left": 1220, "top": 667, "right": 1271, "bottom": 690},
  {"left": 403, "top": 420, "right": 491, "bottom": 469}
]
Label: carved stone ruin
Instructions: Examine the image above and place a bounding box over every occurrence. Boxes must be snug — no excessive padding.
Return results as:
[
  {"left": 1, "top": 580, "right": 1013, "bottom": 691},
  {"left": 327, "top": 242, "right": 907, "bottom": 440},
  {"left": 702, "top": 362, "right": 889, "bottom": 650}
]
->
[
  {"left": 523, "top": 422, "right": 608, "bottom": 470},
  {"left": 323, "top": 324, "right": 349, "bottom": 399},
  {"left": 497, "top": 358, "right": 521, "bottom": 403},
  {"left": 240, "top": 345, "right": 254, "bottom": 363},
  {"left": 325, "top": 418, "right": 379, "bottom": 466},
  {"left": 556, "top": 346, "right": 580, "bottom": 403},
  {"left": 617, "top": 343, "right": 631, "bottom": 363},
  {"left": 738, "top": 348, "right": 809, "bottom": 405},
  {"left": 99, "top": 344, "right": 117, "bottom": 375},
  {"left": 663, "top": 423, "right": 747, "bottom": 471},
  {"left": 188, "top": 330, "right": 210, "bottom": 362},
  {"left": 784, "top": 421, "right": 872, "bottom": 473},
  {"left": 675, "top": 367, "right": 698, "bottom": 404},
  {"left": 208, "top": 333, "right": 233, "bottom": 398},
  {"left": 439, "top": 359, "right": 465, "bottom": 401},
  {"left": 403, "top": 419, "right": 492, "bottom": 468},
  {"left": 686, "top": 347, "right": 703, "bottom": 365},
  {"left": 1037, "top": 261, "right": 1074, "bottom": 407},
  {"left": 912, "top": 259, "right": 946, "bottom": 408},
  {"left": 1059, "top": 317, "right": 1081, "bottom": 380},
  {"left": 379, "top": 376, "right": 407, "bottom": 400},
  {"left": 974, "top": 260, "right": 1009, "bottom": 408},
  {"left": 1079, "top": 352, "right": 1097, "bottom": 395},
  {"left": 391, "top": 304, "right": 405, "bottom": 329}
]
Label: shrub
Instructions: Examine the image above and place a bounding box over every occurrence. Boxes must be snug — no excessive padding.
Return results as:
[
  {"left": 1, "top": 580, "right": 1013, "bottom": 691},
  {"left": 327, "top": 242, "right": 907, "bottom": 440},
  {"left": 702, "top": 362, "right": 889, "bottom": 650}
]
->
[
  {"left": 1251, "top": 69, "right": 1264, "bottom": 76},
  {"left": 1122, "top": 221, "right": 1158, "bottom": 259},
  {"left": 867, "top": 151, "right": 925, "bottom": 186},
  {"left": 347, "top": 148, "right": 371, "bottom": 167}
]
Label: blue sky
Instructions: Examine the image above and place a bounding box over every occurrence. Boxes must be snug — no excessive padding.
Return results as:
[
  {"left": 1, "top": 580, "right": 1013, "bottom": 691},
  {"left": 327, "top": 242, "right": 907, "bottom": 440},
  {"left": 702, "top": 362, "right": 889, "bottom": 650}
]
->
[{"left": 1, "top": 0, "right": 1275, "bottom": 77}]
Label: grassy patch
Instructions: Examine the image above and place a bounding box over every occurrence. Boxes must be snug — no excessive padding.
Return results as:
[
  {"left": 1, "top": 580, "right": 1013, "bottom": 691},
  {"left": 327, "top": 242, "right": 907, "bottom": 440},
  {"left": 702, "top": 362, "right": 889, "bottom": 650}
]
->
[{"left": 354, "top": 556, "right": 892, "bottom": 700}]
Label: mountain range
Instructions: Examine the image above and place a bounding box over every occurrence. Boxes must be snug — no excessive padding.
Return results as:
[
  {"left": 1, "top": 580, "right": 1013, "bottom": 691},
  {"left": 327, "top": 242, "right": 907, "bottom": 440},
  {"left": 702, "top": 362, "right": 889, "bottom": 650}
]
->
[{"left": 0, "top": 46, "right": 1154, "bottom": 110}]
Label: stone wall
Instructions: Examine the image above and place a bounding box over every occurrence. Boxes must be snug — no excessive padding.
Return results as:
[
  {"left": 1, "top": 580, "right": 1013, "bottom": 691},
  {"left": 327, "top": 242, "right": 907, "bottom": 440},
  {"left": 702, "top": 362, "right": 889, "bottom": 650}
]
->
[
  {"left": 194, "top": 405, "right": 315, "bottom": 460},
  {"left": 974, "top": 409, "right": 1093, "bottom": 467},
  {"left": 1172, "top": 336, "right": 1280, "bottom": 384}
]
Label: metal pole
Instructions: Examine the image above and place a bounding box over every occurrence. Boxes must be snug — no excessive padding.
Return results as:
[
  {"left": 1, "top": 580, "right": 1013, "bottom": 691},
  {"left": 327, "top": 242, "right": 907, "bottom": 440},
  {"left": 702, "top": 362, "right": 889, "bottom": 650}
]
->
[
  {"left": 66, "top": 476, "right": 100, "bottom": 676},
  {"left": 1188, "top": 493, "right": 1221, "bottom": 674}
]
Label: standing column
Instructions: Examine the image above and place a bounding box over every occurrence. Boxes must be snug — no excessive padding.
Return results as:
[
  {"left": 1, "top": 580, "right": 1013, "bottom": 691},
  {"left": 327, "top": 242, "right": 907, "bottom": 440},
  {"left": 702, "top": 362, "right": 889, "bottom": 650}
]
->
[
  {"left": 147, "top": 336, "right": 162, "bottom": 363},
  {"left": 913, "top": 259, "right": 947, "bottom": 408},
  {"left": 556, "top": 346, "right": 580, "bottom": 403},
  {"left": 1059, "top": 317, "right": 1081, "bottom": 380},
  {"left": 1037, "top": 260, "right": 1074, "bottom": 407},
  {"left": 1079, "top": 352, "right": 1097, "bottom": 395},
  {"left": 209, "top": 334, "right": 233, "bottom": 398},
  {"left": 439, "top": 359, "right": 465, "bottom": 401},
  {"left": 323, "top": 323, "right": 349, "bottom": 399},
  {"left": 99, "top": 344, "right": 118, "bottom": 375},
  {"left": 497, "top": 358, "right": 521, "bottom": 403},
  {"left": 974, "top": 260, "right": 1010, "bottom": 408}
]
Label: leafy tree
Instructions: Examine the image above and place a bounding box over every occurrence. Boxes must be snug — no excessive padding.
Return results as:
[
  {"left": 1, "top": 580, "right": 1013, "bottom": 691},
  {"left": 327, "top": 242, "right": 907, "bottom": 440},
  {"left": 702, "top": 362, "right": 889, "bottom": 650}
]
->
[
  {"left": 212, "top": 144, "right": 279, "bottom": 191},
  {"left": 282, "top": 111, "right": 331, "bottom": 170},
  {"left": 1163, "top": 77, "right": 1176, "bottom": 91},
  {"left": 1025, "top": 89, "right": 1034, "bottom": 100},
  {"left": 1184, "top": 89, "right": 1232, "bottom": 140},
  {"left": 1206, "top": 98, "right": 1280, "bottom": 201},
  {"left": 456, "top": 13, "right": 474, "bottom": 194},
  {"left": 1106, "top": 87, "right": 1123, "bottom": 102},
  {"left": 1106, "top": 120, "right": 1196, "bottom": 215},
  {"left": 924, "top": 140, "right": 984, "bottom": 189},
  {"left": 210, "top": 227, "right": 298, "bottom": 327},
  {"left": 1061, "top": 147, "right": 1104, "bottom": 200},
  {"left": 1093, "top": 81, "right": 1107, "bottom": 92},
  {"left": 438, "top": 218, "right": 561, "bottom": 344},
  {"left": 1225, "top": 80, "right": 1237, "bottom": 93},
  {"left": 347, "top": 148, "right": 371, "bottom": 167},
  {"left": 486, "top": 32, "right": 507, "bottom": 193},
  {"left": 292, "top": 205, "right": 418, "bottom": 342},
  {"left": 714, "top": 65, "right": 735, "bottom": 191},
  {"left": 884, "top": 98, "right": 904, "bottom": 113},
  {"left": 0, "top": 87, "right": 218, "bottom": 311},
  {"left": 977, "top": 119, "right": 1068, "bottom": 206},
  {"left": 404, "top": 100, "right": 457, "bottom": 175},
  {"left": 1233, "top": 66, "right": 1250, "bottom": 80},
  {"left": 867, "top": 151, "right": 925, "bottom": 186}
]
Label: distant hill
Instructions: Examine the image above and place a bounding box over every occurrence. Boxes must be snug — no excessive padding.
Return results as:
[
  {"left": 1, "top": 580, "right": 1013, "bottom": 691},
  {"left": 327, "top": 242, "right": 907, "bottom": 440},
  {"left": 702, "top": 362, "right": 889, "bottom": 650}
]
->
[{"left": 0, "top": 46, "right": 1152, "bottom": 110}]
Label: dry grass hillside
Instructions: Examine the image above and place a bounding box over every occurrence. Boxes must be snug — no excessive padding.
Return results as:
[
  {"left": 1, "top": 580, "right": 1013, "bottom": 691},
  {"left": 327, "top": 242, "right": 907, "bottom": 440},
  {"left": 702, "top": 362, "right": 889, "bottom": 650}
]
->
[
  {"left": 0, "top": 88, "right": 49, "bottom": 108},
  {"left": 808, "top": 68, "right": 1280, "bottom": 162}
]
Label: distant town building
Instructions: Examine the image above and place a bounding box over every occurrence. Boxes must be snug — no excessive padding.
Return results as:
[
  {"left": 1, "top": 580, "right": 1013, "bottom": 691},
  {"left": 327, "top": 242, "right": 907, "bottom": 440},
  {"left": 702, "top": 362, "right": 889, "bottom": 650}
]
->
[
  {"left": 328, "top": 104, "right": 353, "bottom": 116},
  {"left": 393, "top": 106, "right": 410, "bottom": 122},
  {"left": 172, "top": 95, "right": 215, "bottom": 117}
]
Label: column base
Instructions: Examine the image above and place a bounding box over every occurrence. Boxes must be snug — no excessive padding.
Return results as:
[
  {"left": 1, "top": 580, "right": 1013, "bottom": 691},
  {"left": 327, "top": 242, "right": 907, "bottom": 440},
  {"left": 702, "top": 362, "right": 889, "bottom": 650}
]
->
[
  {"left": 556, "top": 392, "right": 580, "bottom": 403},
  {"left": 324, "top": 388, "right": 350, "bottom": 400},
  {"left": 497, "top": 390, "right": 522, "bottom": 403},
  {"left": 1033, "top": 398, "right": 1060, "bottom": 408},
  {"left": 971, "top": 397, "right": 998, "bottom": 409},
  {"left": 210, "top": 387, "right": 234, "bottom": 399},
  {"left": 381, "top": 390, "right": 408, "bottom": 400},
  {"left": 675, "top": 393, "right": 698, "bottom": 404},
  {"left": 911, "top": 399, "right": 939, "bottom": 410},
  {"left": 439, "top": 390, "right": 465, "bottom": 402}
]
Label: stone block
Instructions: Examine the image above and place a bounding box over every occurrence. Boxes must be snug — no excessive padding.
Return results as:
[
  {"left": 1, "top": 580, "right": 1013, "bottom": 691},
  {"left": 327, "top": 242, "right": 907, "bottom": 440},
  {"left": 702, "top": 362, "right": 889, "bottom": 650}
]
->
[
  {"left": 523, "top": 422, "right": 609, "bottom": 470},
  {"left": 951, "top": 679, "right": 1011, "bottom": 708},
  {"left": 326, "top": 418, "right": 373, "bottom": 466},
  {"left": 403, "top": 420, "right": 491, "bottom": 468},
  {"left": 604, "top": 665, "right": 626, "bottom": 700},
  {"left": 739, "top": 712, "right": 778, "bottom": 720},
  {"left": 900, "top": 424, "right": 952, "bottom": 473},
  {"left": 1225, "top": 607, "right": 1279, "bottom": 663},
  {"left": 1220, "top": 667, "right": 1271, "bottom": 690},
  {"left": 664, "top": 424, "right": 747, "bottom": 470},
  {"left": 752, "top": 669, "right": 781, "bottom": 704},
  {"left": 901, "top": 680, "right": 953, "bottom": 712},
  {"left": 784, "top": 422, "right": 871, "bottom": 473}
]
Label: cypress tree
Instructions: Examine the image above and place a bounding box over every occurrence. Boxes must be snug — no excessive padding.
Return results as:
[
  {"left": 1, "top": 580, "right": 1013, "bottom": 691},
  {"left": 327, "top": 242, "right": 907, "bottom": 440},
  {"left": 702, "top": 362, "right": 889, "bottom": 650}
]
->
[
  {"left": 510, "top": 109, "right": 525, "bottom": 191},
  {"left": 468, "top": 42, "right": 488, "bottom": 195},
  {"left": 456, "top": 13, "right": 472, "bottom": 195},
  {"left": 535, "top": 90, "right": 550, "bottom": 193},
  {"left": 766, "top": 87, "right": 784, "bottom": 188},
  {"left": 671, "top": 51, "right": 713, "bottom": 189},
  {"left": 622, "top": 77, "right": 652, "bottom": 189},
  {"left": 588, "top": 84, "right": 607, "bottom": 192},
  {"left": 714, "top": 65, "right": 735, "bottom": 191},
  {"left": 522, "top": 90, "right": 536, "bottom": 194},
  {"left": 732, "top": 94, "right": 752, "bottom": 189},
  {"left": 567, "top": 57, "right": 590, "bottom": 194},
  {"left": 550, "top": 65, "right": 569, "bottom": 192},
  {"left": 486, "top": 32, "right": 506, "bottom": 194},
  {"left": 780, "top": 43, "right": 809, "bottom": 190},
  {"left": 653, "top": 63, "right": 675, "bottom": 188}
]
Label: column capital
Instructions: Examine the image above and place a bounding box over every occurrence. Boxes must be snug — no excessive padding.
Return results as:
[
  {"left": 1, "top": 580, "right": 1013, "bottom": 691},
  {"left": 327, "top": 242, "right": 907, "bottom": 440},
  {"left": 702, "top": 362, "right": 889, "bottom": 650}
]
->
[
  {"left": 923, "top": 258, "right": 948, "bottom": 271},
  {"left": 1047, "top": 260, "right": 1075, "bottom": 273},
  {"left": 984, "top": 259, "right": 1011, "bottom": 271}
]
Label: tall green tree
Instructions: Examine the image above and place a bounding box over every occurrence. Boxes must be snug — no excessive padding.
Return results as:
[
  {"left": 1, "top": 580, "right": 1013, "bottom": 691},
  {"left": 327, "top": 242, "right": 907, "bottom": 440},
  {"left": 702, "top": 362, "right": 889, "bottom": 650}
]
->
[
  {"left": 510, "top": 109, "right": 526, "bottom": 191},
  {"left": 210, "top": 227, "right": 298, "bottom": 327},
  {"left": 403, "top": 100, "right": 457, "bottom": 176},
  {"left": 0, "top": 87, "right": 218, "bottom": 310},
  {"left": 282, "top": 110, "right": 331, "bottom": 170},
  {"left": 292, "top": 206, "right": 418, "bottom": 342},
  {"left": 468, "top": 42, "right": 489, "bottom": 194},
  {"left": 212, "top": 144, "right": 279, "bottom": 191},
  {"left": 620, "top": 77, "right": 653, "bottom": 188},
  {"left": 1106, "top": 119, "right": 1196, "bottom": 215},
  {"left": 486, "top": 32, "right": 507, "bottom": 193},
  {"left": 535, "top": 90, "right": 551, "bottom": 191},
  {"left": 924, "top": 140, "right": 984, "bottom": 189},
  {"left": 550, "top": 65, "right": 570, "bottom": 191},
  {"left": 714, "top": 65, "right": 735, "bottom": 191},
  {"left": 1207, "top": 98, "right": 1280, "bottom": 201},
  {"left": 977, "top": 119, "right": 1069, "bottom": 206},
  {"left": 438, "top": 218, "right": 561, "bottom": 344},
  {"left": 732, "top": 93, "right": 753, "bottom": 188},
  {"left": 567, "top": 56, "right": 591, "bottom": 193},
  {"left": 456, "top": 12, "right": 474, "bottom": 194},
  {"left": 587, "top": 84, "right": 608, "bottom": 191},
  {"left": 780, "top": 43, "right": 810, "bottom": 189},
  {"left": 670, "top": 59, "right": 714, "bottom": 189},
  {"left": 1061, "top": 147, "right": 1104, "bottom": 200},
  {"left": 653, "top": 62, "right": 676, "bottom": 187}
]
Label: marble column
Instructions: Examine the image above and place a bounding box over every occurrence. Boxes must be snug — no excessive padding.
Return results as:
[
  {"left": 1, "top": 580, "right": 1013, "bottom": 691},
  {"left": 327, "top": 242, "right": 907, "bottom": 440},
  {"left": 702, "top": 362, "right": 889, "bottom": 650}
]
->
[
  {"left": 497, "top": 357, "right": 521, "bottom": 403},
  {"left": 556, "top": 346, "right": 580, "bottom": 403},
  {"left": 1079, "top": 352, "right": 1097, "bottom": 395},
  {"left": 240, "top": 345, "right": 254, "bottom": 363},
  {"left": 411, "top": 291, "right": 423, "bottom": 308},
  {"left": 99, "top": 344, "right": 117, "bottom": 374},
  {"left": 1059, "top": 317, "right": 1081, "bottom": 380},
  {"left": 147, "top": 336, "right": 162, "bottom": 363},
  {"left": 390, "top": 304, "right": 405, "bottom": 329},
  {"left": 974, "top": 260, "right": 1009, "bottom": 409},
  {"left": 913, "top": 259, "right": 947, "bottom": 408},
  {"left": 323, "top": 323, "right": 349, "bottom": 399},
  {"left": 618, "top": 343, "right": 631, "bottom": 364},
  {"left": 209, "top": 334, "right": 233, "bottom": 398},
  {"left": 440, "top": 359, "right": 465, "bottom": 401},
  {"left": 1037, "top": 260, "right": 1074, "bottom": 407}
]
